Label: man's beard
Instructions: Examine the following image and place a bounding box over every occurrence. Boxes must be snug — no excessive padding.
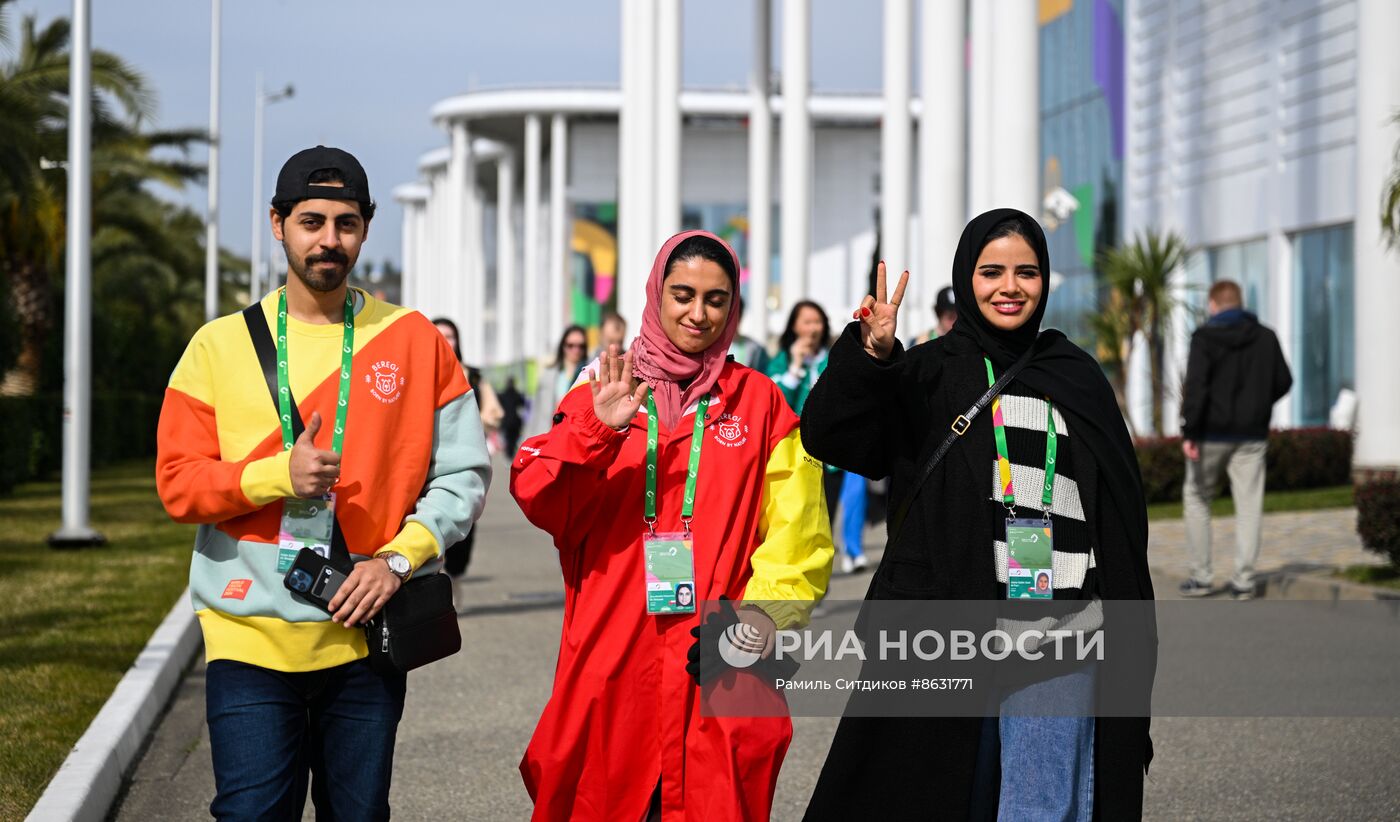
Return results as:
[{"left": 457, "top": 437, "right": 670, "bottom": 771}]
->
[{"left": 286, "top": 242, "right": 352, "bottom": 292}]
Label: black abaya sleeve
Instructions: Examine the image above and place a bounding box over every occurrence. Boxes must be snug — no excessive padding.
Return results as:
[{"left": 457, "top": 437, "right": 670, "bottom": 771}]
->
[{"left": 800, "top": 321, "right": 907, "bottom": 480}]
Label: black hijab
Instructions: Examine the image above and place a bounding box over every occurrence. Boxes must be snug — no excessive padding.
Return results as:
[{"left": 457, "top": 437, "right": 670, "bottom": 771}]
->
[{"left": 945, "top": 208, "right": 1152, "bottom": 599}]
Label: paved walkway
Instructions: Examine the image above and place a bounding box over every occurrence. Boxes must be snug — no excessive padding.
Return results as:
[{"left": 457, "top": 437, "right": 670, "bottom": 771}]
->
[
  {"left": 1146, "top": 507, "right": 1382, "bottom": 583},
  {"left": 108, "top": 464, "right": 1399, "bottom": 820}
]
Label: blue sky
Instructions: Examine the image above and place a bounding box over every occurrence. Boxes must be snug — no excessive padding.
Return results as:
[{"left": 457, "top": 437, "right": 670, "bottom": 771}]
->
[{"left": 12, "top": 1, "right": 886, "bottom": 269}]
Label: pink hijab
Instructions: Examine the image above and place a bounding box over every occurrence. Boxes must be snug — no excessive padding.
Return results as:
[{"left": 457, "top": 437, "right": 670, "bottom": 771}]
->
[{"left": 629, "top": 230, "right": 742, "bottom": 430}]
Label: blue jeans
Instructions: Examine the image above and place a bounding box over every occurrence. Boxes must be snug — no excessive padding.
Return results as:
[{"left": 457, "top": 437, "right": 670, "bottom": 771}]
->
[
  {"left": 972, "top": 666, "right": 1095, "bottom": 821},
  {"left": 205, "top": 658, "right": 407, "bottom": 822},
  {"left": 837, "top": 471, "right": 867, "bottom": 559}
]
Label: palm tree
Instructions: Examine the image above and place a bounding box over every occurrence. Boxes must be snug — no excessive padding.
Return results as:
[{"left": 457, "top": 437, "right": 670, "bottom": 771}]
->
[
  {"left": 1095, "top": 230, "right": 1186, "bottom": 435},
  {"left": 0, "top": 0, "right": 157, "bottom": 394}
]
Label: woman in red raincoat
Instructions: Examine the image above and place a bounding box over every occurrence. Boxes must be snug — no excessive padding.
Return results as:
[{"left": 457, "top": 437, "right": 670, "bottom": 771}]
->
[{"left": 511, "top": 230, "right": 835, "bottom": 821}]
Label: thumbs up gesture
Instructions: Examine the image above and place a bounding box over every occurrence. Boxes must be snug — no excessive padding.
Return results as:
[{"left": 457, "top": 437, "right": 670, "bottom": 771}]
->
[{"left": 290, "top": 411, "right": 342, "bottom": 498}]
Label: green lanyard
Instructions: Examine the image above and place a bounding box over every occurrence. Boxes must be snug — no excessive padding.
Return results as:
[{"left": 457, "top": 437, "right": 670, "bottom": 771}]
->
[
  {"left": 644, "top": 390, "right": 710, "bottom": 535},
  {"left": 276, "top": 287, "right": 355, "bottom": 455},
  {"left": 984, "top": 357, "right": 1057, "bottom": 517}
]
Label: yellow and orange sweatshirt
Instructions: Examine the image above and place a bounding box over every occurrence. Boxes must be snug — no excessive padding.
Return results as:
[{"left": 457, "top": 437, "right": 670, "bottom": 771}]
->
[{"left": 156, "top": 288, "right": 491, "bottom": 672}]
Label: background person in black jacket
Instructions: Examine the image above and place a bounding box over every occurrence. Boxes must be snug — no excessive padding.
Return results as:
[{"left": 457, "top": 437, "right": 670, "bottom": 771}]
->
[{"left": 1178, "top": 280, "right": 1293, "bottom": 600}]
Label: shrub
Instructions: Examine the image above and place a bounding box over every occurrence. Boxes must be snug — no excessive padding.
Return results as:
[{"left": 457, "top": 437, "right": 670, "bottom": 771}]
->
[
  {"left": 1356, "top": 476, "right": 1400, "bottom": 567},
  {"left": 0, "top": 391, "right": 162, "bottom": 495},
  {"left": 0, "top": 397, "right": 37, "bottom": 494},
  {"left": 1134, "top": 427, "right": 1355, "bottom": 504}
]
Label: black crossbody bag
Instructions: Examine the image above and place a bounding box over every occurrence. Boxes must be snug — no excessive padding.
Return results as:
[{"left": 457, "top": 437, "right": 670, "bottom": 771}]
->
[
  {"left": 243, "top": 304, "right": 461, "bottom": 675},
  {"left": 885, "top": 339, "right": 1040, "bottom": 547}
]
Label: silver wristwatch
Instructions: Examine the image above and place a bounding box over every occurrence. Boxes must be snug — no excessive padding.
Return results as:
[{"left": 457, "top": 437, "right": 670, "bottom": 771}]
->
[{"left": 379, "top": 551, "right": 411, "bottom": 583}]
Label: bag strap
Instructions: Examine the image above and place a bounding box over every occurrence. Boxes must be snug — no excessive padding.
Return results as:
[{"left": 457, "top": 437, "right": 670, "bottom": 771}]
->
[
  {"left": 243, "top": 303, "right": 352, "bottom": 566},
  {"left": 886, "top": 340, "right": 1041, "bottom": 548}
]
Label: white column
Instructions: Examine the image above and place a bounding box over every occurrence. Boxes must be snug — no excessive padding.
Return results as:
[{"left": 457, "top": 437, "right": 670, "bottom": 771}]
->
[
  {"left": 881, "top": 0, "right": 913, "bottom": 322},
  {"left": 447, "top": 121, "right": 471, "bottom": 333},
  {"left": 744, "top": 0, "right": 773, "bottom": 343},
  {"left": 1353, "top": 0, "right": 1400, "bottom": 472},
  {"left": 423, "top": 173, "right": 443, "bottom": 314},
  {"left": 919, "top": 0, "right": 965, "bottom": 324},
  {"left": 618, "top": 0, "right": 656, "bottom": 331},
  {"left": 464, "top": 144, "right": 486, "bottom": 363},
  {"left": 972, "top": 0, "right": 1038, "bottom": 216},
  {"left": 523, "top": 114, "right": 543, "bottom": 358},
  {"left": 654, "top": 0, "right": 682, "bottom": 241},
  {"left": 415, "top": 192, "right": 432, "bottom": 311},
  {"left": 967, "top": 0, "right": 992, "bottom": 218},
  {"left": 496, "top": 153, "right": 518, "bottom": 365},
  {"left": 780, "top": 0, "right": 811, "bottom": 323},
  {"left": 550, "top": 114, "right": 571, "bottom": 341},
  {"left": 400, "top": 203, "right": 416, "bottom": 308}
]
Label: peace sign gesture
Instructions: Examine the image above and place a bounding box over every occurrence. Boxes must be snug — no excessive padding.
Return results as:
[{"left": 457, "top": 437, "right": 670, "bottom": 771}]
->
[
  {"left": 589, "top": 345, "right": 648, "bottom": 430},
  {"left": 852, "top": 261, "right": 910, "bottom": 360}
]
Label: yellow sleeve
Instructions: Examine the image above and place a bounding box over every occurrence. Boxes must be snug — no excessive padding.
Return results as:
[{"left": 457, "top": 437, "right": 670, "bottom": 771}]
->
[
  {"left": 239, "top": 450, "right": 295, "bottom": 506},
  {"left": 376, "top": 521, "right": 441, "bottom": 573},
  {"left": 741, "top": 428, "right": 835, "bottom": 629}
]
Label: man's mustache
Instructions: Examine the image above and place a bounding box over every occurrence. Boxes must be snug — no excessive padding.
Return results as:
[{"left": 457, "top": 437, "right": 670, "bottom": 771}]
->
[{"left": 305, "top": 249, "right": 349, "bottom": 266}]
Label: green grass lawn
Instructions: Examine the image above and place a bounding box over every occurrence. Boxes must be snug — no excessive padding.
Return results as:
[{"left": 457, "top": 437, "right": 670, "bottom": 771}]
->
[
  {"left": 1145, "top": 485, "right": 1354, "bottom": 521},
  {"left": 0, "top": 460, "right": 194, "bottom": 820},
  {"left": 1335, "top": 564, "right": 1400, "bottom": 590}
]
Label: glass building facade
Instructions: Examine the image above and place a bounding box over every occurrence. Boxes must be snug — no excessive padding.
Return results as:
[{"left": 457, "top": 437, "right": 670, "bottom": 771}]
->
[{"left": 1039, "top": 0, "right": 1126, "bottom": 347}]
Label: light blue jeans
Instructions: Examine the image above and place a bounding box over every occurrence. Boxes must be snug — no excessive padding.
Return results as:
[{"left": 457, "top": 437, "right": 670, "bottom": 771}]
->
[{"left": 973, "top": 666, "right": 1096, "bottom": 821}]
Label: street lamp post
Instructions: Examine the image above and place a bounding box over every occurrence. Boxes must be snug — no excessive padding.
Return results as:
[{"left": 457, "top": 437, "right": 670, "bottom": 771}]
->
[
  {"left": 204, "top": 0, "right": 221, "bottom": 322},
  {"left": 249, "top": 73, "right": 294, "bottom": 298},
  {"left": 49, "top": 0, "right": 102, "bottom": 547}
]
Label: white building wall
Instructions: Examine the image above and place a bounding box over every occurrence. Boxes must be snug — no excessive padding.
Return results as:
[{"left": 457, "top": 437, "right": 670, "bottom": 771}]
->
[
  {"left": 570, "top": 119, "right": 884, "bottom": 340},
  {"left": 1126, "top": 0, "right": 1358, "bottom": 434}
]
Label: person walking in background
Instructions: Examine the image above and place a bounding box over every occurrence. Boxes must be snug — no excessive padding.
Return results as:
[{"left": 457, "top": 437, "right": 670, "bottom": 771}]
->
[
  {"left": 591, "top": 310, "right": 628, "bottom": 360},
  {"left": 156, "top": 146, "right": 490, "bottom": 819},
  {"left": 912, "top": 285, "right": 958, "bottom": 346},
  {"left": 511, "top": 231, "right": 833, "bottom": 821},
  {"left": 525, "top": 325, "right": 589, "bottom": 440},
  {"left": 434, "top": 317, "right": 505, "bottom": 446},
  {"left": 434, "top": 317, "right": 504, "bottom": 605},
  {"left": 498, "top": 376, "right": 527, "bottom": 456},
  {"left": 729, "top": 332, "right": 771, "bottom": 373},
  {"left": 767, "top": 302, "right": 867, "bottom": 571},
  {"left": 801, "top": 209, "right": 1154, "bottom": 820},
  {"left": 1178, "top": 279, "right": 1293, "bottom": 601}
]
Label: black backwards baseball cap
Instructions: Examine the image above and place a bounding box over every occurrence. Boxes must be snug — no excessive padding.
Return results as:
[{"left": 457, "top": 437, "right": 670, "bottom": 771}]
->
[
  {"left": 934, "top": 285, "right": 956, "bottom": 315},
  {"left": 272, "top": 145, "right": 375, "bottom": 218}
]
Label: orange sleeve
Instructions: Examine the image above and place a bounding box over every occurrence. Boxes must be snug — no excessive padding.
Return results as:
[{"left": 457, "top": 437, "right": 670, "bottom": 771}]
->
[{"left": 155, "top": 387, "right": 273, "bottom": 524}]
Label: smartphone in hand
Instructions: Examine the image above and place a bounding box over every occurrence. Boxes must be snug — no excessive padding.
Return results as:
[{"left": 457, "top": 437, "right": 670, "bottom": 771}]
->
[{"left": 283, "top": 547, "right": 350, "bottom": 612}]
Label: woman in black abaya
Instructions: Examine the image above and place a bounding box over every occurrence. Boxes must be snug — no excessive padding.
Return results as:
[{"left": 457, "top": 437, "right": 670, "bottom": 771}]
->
[{"left": 800, "top": 209, "right": 1155, "bottom": 820}]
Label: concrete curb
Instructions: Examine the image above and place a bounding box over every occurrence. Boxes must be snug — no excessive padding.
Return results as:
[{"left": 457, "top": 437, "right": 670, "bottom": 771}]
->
[{"left": 26, "top": 590, "right": 201, "bottom": 822}]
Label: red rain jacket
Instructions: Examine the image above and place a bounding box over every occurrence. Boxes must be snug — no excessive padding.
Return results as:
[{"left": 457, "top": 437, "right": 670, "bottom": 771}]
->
[{"left": 511, "top": 361, "right": 834, "bottom": 821}]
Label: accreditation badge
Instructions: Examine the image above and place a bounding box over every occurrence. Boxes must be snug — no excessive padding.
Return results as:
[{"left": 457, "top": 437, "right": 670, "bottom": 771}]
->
[
  {"left": 278, "top": 492, "right": 337, "bottom": 572},
  {"left": 643, "top": 532, "right": 697, "bottom": 615},
  {"left": 1006, "top": 518, "right": 1053, "bottom": 600}
]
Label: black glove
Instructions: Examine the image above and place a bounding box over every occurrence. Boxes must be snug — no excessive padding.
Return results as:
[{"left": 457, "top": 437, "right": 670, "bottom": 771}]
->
[{"left": 685, "top": 596, "right": 800, "bottom": 686}]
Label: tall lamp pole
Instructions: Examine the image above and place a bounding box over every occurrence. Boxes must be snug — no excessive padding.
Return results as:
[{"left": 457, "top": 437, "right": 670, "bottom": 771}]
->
[
  {"left": 204, "top": 0, "right": 221, "bottom": 321},
  {"left": 49, "top": 0, "right": 102, "bottom": 547},
  {"left": 249, "top": 74, "right": 294, "bottom": 298}
]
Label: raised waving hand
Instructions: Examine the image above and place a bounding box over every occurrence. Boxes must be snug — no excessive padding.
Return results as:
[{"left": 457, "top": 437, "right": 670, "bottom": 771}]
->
[
  {"left": 852, "top": 261, "right": 910, "bottom": 360},
  {"left": 590, "top": 345, "right": 648, "bottom": 429}
]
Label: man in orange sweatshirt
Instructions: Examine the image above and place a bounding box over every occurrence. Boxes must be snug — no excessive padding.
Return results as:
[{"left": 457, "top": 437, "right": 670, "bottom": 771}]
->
[{"left": 156, "top": 146, "right": 490, "bottom": 820}]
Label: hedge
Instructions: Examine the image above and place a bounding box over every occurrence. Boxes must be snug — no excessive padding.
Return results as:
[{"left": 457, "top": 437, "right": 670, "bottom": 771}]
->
[
  {"left": 0, "top": 392, "right": 163, "bottom": 495},
  {"left": 1356, "top": 475, "right": 1400, "bottom": 567},
  {"left": 1134, "top": 427, "right": 1354, "bottom": 504}
]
